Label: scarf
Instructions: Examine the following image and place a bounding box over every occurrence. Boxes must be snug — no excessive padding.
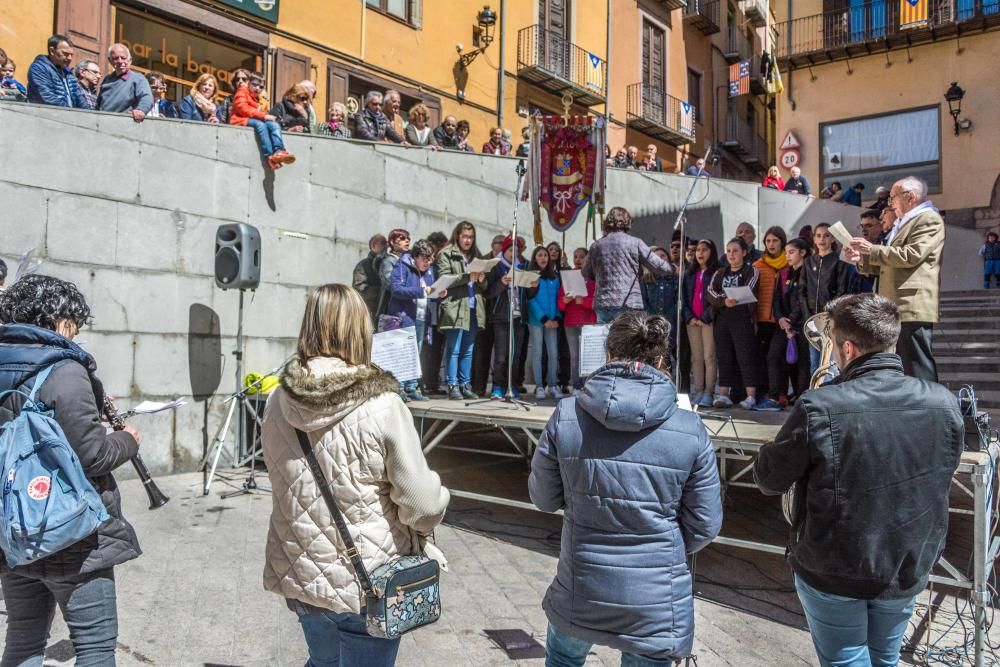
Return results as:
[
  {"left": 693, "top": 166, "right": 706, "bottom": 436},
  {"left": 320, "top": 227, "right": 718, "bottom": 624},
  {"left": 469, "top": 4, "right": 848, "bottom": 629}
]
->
[
  {"left": 192, "top": 91, "right": 217, "bottom": 118},
  {"left": 763, "top": 253, "right": 787, "bottom": 271}
]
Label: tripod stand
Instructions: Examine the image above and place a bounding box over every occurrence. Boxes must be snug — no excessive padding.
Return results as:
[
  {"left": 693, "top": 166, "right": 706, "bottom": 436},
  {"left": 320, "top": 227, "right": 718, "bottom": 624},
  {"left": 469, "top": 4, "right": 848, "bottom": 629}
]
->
[
  {"left": 199, "top": 288, "right": 287, "bottom": 496},
  {"left": 468, "top": 159, "right": 532, "bottom": 411}
]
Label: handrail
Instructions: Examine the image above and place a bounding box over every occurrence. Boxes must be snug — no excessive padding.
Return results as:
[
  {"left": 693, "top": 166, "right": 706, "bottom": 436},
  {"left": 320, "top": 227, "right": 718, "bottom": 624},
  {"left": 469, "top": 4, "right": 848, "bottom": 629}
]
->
[{"left": 516, "top": 24, "right": 607, "bottom": 98}]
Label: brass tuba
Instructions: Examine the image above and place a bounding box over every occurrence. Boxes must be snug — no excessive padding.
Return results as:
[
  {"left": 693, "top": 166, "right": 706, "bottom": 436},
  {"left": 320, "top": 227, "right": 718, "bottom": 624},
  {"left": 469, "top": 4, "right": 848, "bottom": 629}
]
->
[{"left": 781, "top": 312, "right": 837, "bottom": 524}]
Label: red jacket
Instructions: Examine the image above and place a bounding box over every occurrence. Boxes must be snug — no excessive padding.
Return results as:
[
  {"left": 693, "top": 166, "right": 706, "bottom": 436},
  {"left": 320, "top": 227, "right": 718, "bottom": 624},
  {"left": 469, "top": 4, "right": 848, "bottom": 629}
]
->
[
  {"left": 557, "top": 281, "right": 596, "bottom": 328},
  {"left": 229, "top": 87, "right": 266, "bottom": 127},
  {"left": 762, "top": 175, "right": 785, "bottom": 190},
  {"left": 481, "top": 140, "right": 510, "bottom": 156}
]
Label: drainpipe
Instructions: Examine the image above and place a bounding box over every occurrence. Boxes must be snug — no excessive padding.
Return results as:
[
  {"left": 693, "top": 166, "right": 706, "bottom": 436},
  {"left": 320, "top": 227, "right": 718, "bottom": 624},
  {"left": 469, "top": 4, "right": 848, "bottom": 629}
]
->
[
  {"left": 785, "top": 0, "right": 795, "bottom": 111},
  {"left": 360, "top": 0, "right": 367, "bottom": 60},
  {"left": 497, "top": 0, "right": 506, "bottom": 128},
  {"left": 604, "top": 0, "right": 612, "bottom": 123}
]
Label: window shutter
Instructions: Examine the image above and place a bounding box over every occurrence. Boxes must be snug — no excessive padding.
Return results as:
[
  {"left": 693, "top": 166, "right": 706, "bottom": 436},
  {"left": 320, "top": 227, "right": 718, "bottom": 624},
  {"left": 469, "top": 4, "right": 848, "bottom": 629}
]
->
[
  {"left": 273, "top": 48, "right": 311, "bottom": 102},
  {"left": 56, "top": 0, "right": 111, "bottom": 66}
]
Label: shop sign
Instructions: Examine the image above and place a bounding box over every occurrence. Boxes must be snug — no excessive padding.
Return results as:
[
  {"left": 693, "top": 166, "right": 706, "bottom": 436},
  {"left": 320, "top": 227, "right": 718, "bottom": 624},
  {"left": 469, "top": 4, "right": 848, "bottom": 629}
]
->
[{"left": 215, "top": 0, "right": 279, "bottom": 23}]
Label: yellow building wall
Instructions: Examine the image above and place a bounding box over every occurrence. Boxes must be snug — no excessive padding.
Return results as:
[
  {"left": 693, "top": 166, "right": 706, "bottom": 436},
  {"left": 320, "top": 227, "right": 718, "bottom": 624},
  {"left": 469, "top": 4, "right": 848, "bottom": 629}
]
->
[
  {"left": 1, "top": 0, "right": 57, "bottom": 78},
  {"left": 776, "top": 30, "right": 1000, "bottom": 210}
]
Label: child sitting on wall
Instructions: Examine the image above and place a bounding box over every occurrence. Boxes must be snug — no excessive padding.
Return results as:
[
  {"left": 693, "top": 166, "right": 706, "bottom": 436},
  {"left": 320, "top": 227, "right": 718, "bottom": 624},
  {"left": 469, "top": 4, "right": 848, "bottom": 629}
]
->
[{"left": 229, "top": 72, "right": 295, "bottom": 170}]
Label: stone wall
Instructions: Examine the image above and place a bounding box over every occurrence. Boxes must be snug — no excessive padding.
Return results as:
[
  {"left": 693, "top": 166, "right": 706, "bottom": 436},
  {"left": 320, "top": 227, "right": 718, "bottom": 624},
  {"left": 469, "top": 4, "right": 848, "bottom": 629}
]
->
[{"left": 0, "top": 101, "right": 978, "bottom": 475}]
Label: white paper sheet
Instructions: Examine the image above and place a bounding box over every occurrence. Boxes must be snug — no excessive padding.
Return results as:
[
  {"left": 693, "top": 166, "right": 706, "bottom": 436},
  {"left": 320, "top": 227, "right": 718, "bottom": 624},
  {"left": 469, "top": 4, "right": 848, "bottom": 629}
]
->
[
  {"left": 467, "top": 257, "right": 501, "bottom": 274},
  {"left": 512, "top": 270, "right": 539, "bottom": 288},
  {"left": 578, "top": 325, "right": 610, "bottom": 377},
  {"left": 677, "top": 394, "right": 694, "bottom": 412},
  {"left": 132, "top": 399, "right": 186, "bottom": 414},
  {"left": 428, "top": 274, "right": 459, "bottom": 294},
  {"left": 561, "top": 269, "right": 588, "bottom": 297},
  {"left": 828, "top": 221, "right": 855, "bottom": 249},
  {"left": 723, "top": 286, "right": 757, "bottom": 305},
  {"left": 372, "top": 327, "right": 422, "bottom": 382}
]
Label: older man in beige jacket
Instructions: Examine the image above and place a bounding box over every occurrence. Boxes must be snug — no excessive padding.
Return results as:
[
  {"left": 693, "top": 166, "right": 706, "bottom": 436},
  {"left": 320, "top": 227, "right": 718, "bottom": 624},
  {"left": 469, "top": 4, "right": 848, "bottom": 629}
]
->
[{"left": 848, "top": 176, "right": 943, "bottom": 381}]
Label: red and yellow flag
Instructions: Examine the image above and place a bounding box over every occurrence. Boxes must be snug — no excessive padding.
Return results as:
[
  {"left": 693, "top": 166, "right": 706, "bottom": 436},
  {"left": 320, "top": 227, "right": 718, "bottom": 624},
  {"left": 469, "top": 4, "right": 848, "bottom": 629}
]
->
[{"left": 899, "top": 0, "right": 929, "bottom": 30}]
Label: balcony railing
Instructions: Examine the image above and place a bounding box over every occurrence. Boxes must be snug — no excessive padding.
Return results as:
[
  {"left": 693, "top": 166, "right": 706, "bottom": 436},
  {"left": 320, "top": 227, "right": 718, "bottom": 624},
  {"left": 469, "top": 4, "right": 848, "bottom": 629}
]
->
[
  {"left": 656, "top": 0, "right": 688, "bottom": 10},
  {"left": 724, "top": 114, "right": 754, "bottom": 155},
  {"left": 725, "top": 27, "right": 754, "bottom": 63},
  {"left": 626, "top": 84, "right": 696, "bottom": 147},
  {"left": 774, "top": 0, "right": 1000, "bottom": 66},
  {"left": 684, "top": 0, "right": 721, "bottom": 34},
  {"left": 517, "top": 25, "right": 607, "bottom": 107},
  {"left": 740, "top": 0, "right": 769, "bottom": 27}
]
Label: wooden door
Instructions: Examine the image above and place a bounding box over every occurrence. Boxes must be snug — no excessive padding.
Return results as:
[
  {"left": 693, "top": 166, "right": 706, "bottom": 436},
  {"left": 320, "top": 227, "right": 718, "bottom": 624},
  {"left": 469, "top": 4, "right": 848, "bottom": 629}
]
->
[
  {"left": 326, "top": 62, "right": 348, "bottom": 117},
  {"left": 538, "top": 0, "right": 571, "bottom": 77},
  {"left": 273, "top": 48, "right": 311, "bottom": 102},
  {"left": 642, "top": 20, "right": 666, "bottom": 125},
  {"left": 56, "top": 0, "right": 110, "bottom": 67}
]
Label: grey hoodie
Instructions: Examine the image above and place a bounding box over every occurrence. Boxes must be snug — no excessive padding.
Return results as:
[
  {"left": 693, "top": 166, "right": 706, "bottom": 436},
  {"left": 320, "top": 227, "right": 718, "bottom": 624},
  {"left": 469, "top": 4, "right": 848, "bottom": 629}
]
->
[{"left": 529, "top": 362, "right": 722, "bottom": 659}]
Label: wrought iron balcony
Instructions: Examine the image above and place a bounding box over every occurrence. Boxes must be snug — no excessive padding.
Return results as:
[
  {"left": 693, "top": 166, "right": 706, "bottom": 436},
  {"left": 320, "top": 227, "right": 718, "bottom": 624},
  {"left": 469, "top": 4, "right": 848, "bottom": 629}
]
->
[
  {"left": 774, "top": 0, "right": 1000, "bottom": 68},
  {"left": 684, "top": 0, "right": 721, "bottom": 34},
  {"left": 724, "top": 27, "right": 754, "bottom": 63},
  {"left": 516, "top": 25, "right": 607, "bottom": 107},
  {"left": 723, "top": 114, "right": 754, "bottom": 156},
  {"left": 740, "top": 0, "right": 769, "bottom": 27},
  {"left": 626, "top": 84, "right": 696, "bottom": 147},
  {"left": 744, "top": 133, "right": 770, "bottom": 169},
  {"left": 656, "top": 0, "right": 688, "bottom": 10}
]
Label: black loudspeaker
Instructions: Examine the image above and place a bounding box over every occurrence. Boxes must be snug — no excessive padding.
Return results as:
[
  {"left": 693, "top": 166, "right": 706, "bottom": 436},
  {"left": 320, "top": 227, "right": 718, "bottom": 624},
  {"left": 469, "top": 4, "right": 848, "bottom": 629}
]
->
[{"left": 214, "top": 223, "right": 261, "bottom": 290}]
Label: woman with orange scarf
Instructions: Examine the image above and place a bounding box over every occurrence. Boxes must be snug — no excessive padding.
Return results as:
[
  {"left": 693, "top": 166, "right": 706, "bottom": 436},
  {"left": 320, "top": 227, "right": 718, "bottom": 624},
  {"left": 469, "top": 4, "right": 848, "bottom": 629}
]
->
[{"left": 751, "top": 226, "right": 789, "bottom": 411}]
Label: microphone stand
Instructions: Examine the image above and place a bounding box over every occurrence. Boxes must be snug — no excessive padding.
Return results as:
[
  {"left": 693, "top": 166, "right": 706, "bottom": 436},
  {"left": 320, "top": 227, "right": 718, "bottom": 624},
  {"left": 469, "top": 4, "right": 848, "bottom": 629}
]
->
[{"left": 468, "top": 159, "right": 532, "bottom": 410}]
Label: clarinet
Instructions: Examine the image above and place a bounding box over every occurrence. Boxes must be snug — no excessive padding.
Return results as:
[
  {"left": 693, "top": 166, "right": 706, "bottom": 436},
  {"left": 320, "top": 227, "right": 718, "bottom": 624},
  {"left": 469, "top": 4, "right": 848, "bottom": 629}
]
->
[{"left": 102, "top": 396, "right": 170, "bottom": 510}]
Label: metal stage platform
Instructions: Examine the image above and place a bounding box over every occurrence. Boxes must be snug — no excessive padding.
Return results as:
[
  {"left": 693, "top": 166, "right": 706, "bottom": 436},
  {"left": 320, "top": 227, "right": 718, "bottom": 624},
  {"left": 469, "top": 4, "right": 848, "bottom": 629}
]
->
[{"left": 408, "top": 398, "right": 999, "bottom": 665}]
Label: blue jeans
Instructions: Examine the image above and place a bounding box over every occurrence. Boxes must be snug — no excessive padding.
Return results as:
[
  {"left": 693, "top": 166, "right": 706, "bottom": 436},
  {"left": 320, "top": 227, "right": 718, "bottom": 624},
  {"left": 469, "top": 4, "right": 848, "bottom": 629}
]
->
[
  {"left": 596, "top": 307, "right": 627, "bottom": 324},
  {"left": 544, "top": 624, "right": 677, "bottom": 667},
  {"left": 293, "top": 604, "right": 400, "bottom": 667},
  {"left": 403, "top": 320, "right": 425, "bottom": 393},
  {"left": 530, "top": 324, "right": 559, "bottom": 388},
  {"left": 445, "top": 322, "right": 478, "bottom": 386},
  {"left": 247, "top": 118, "right": 285, "bottom": 157},
  {"left": 1, "top": 569, "right": 118, "bottom": 667},
  {"left": 794, "top": 575, "right": 914, "bottom": 667}
]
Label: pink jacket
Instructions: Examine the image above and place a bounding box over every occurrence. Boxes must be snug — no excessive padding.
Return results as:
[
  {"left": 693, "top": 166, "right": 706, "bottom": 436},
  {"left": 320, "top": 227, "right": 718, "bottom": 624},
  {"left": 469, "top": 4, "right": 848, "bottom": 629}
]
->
[{"left": 557, "top": 281, "right": 596, "bottom": 328}]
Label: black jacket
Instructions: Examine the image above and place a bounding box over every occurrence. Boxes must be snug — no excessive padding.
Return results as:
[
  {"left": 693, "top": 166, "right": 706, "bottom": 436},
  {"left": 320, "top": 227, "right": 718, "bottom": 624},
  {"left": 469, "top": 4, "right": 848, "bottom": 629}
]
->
[
  {"left": 800, "top": 252, "right": 850, "bottom": 318},
  {"left": 270, "top": 99, "right": 310, "bottom": 132},
  {"left": 486, "top": 261, "right": 527, "bottom": 324},
  {"left": 706, "top": 263, "right": 759, "bottom": 321},
  {"left": 772, "top": 265, "right": 806, "bottom": 327},
  {"left": 0, "top": 324, "right": 141, "bottom": 578},
  {"left": 754, "top": 353, "right": 964, "bottom": 599}
]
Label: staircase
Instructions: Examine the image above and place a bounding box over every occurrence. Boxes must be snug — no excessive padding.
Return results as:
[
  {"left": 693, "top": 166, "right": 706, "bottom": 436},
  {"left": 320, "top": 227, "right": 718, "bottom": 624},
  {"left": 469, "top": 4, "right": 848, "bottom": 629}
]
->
[{"left": 935, "top": 290, "right": 1000, "bottom": 414}]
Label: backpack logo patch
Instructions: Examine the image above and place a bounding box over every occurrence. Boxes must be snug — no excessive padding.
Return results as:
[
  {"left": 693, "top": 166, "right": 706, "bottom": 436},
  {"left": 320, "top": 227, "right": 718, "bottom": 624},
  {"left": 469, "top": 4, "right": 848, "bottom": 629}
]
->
[{"left": 27, "top": 476, "right": 51, "bottom": 500}]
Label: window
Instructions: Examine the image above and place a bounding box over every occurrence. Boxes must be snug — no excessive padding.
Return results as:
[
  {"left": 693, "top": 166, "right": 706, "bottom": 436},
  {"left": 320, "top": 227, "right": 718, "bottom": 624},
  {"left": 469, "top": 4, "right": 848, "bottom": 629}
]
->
[
  {"left": 819, "top": 106, "right": 940, "bottom": 194},
  {"left": 687, "top": 68, "right": 702, "bottom": 123},
  {"left": 366, "top": 0, "right": 419, "bottom": 25}
]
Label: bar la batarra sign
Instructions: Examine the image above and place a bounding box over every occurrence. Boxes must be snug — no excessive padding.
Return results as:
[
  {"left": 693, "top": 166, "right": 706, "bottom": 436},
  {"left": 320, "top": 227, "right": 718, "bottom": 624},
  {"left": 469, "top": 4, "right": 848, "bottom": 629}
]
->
[{"left": 216, "top": 0, "right": 279, "bottom": 22}]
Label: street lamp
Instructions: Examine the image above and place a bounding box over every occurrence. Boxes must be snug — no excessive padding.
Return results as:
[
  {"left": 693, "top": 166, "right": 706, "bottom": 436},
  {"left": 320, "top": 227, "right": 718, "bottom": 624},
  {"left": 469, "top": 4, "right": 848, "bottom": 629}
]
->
[
  {"left": 944, "top": 82, "right": 971, "bottom": 135},
  {"left": 457, "top": 6, "right": 497, "bottom": 69}
]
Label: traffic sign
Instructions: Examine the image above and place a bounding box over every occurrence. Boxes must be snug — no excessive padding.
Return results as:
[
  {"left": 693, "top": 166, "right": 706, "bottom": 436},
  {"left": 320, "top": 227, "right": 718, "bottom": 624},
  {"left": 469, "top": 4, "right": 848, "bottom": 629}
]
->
[
  {"left": 780, "top": 131, "right": 800, "bottom": 151},
  {"left": 780, "top": 150, "right": 800, "bottom": 169}
]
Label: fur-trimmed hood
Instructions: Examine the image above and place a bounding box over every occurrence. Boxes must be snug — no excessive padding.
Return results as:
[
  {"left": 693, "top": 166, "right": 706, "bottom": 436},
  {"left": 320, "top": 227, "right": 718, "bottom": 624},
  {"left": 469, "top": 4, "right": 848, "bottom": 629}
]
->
[{"left": 278, "top": 356, "right": 400, "bottom": 431}]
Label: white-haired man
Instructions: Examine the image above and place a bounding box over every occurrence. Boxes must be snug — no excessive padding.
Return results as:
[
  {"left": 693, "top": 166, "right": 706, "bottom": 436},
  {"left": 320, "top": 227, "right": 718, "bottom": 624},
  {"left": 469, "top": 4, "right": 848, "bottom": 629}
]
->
[
  {"left": 355, "top": 90, "right": 407, "bottom": 145},
  {"left": 848, "top": 176, "right": 943, "bottom": 381},
  {"left": 96, "top": 44, "right": 152, "bottom": 122}
]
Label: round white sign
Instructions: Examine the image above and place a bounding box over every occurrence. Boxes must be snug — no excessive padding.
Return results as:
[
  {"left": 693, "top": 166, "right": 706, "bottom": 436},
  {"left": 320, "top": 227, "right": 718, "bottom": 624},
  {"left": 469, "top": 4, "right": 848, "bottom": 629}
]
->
[{"left": 780, "top": 150, "right": 800, "bottom": 169}]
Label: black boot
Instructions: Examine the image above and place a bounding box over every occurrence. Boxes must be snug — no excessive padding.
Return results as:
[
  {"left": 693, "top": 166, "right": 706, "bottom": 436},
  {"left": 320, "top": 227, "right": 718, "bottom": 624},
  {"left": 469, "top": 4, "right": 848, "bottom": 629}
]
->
[
  {"left": 460, "top": 384, "right": 479, "bottom": 399},
  {"left": 448, "top": 384, "right": 463, "bottom": 400}
]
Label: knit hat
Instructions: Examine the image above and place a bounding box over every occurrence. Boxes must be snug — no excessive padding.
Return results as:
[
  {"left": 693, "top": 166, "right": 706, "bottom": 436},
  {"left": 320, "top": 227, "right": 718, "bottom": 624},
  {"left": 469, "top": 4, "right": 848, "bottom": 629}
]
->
[{"left": 501, "top": 235, "right": 524, "bottom": 253}]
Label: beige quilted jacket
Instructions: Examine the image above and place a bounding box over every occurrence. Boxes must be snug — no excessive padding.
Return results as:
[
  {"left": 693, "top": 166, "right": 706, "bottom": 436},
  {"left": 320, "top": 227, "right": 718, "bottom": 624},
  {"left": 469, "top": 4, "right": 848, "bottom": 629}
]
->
[{"left": 261, "top": 356, "right": 450, "bottom": 614}]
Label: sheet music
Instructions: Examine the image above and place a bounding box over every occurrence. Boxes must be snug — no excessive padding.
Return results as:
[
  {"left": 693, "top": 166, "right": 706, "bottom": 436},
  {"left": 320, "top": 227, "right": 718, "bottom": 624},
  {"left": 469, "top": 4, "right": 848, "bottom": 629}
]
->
[
  {"left": 828, "top": 221, "right": 854, "bottom": 249},
  {"left": 132, "top": 399, "right": 186, "bottom": 414},
  {"left": 724, "top": 286, "right": 757, "bottom": 305},
  {"left": 578, "top": 325, "right": 609, "bottom": 377},
  {"left": 561, "top": 269, "right": 588, "bottom": 297},
  {"left": 372, "top": 327, "right": 422, "bottom": 382},
  {"left": 512, "top": 270, "right": 539, "bottom": 288},
  {"left": 428, "top": 274, "right": 459, "bottom": 294},
  {"left": 467, "top": 257, "right": 501, "bottom": 274}
]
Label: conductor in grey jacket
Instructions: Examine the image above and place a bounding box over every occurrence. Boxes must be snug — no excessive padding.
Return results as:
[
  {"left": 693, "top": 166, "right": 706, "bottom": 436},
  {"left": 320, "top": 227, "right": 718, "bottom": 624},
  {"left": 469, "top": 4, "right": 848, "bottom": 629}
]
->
[
  {"left": 582, "top": 206, "right": 675, "bottom": 323},
  {"left": 0, "top": 275, "right": 142, "bottom": 666},
  {"left": 530, "top": 311, "right": 722, "bottom": 664}
]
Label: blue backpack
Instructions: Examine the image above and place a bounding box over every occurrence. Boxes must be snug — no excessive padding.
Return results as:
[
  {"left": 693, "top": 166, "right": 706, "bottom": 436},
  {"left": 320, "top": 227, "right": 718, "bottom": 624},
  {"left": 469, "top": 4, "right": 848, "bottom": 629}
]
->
[{"left": 0, "top": 365, "right": 109, "bottom": 568}]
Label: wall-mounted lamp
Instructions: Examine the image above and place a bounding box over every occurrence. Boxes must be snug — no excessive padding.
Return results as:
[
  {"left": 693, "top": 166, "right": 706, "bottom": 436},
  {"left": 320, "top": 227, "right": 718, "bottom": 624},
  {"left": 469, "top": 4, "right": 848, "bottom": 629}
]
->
[
  {"left": 944, "top": 82, "right": 972, "bottom": 135},
  {"left": 457, "top": 6, "right": 497, "bottom": 69}
]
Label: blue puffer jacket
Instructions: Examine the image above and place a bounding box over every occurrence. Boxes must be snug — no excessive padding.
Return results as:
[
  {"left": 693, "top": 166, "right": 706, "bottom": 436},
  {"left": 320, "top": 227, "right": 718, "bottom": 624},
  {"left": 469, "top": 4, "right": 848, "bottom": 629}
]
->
[
  {"left": 529, "top": 362, "right": 722, "bottom": 660},
  {"left": 387, "top": 253, "right": 435, "bottom": 328},
  {"left": 527, "top": 275, "right": 561, "bottom": 327},
  {"left": 27, "top": 54, "right": 84, "bottom": 108}
]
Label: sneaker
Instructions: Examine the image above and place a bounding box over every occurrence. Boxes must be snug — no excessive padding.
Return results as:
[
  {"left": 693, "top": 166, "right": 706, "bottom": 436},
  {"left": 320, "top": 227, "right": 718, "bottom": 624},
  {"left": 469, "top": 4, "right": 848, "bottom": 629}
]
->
[
  {"left": 515, "top": 385, "right": 528, "bottom": 395},
  {"left": 696, "top": 393, "right": 715, "bottom": 408},
  {"left": 511, "top": 387, "right": 521, "bottom": 400},
  {"left": 534, "top": 387, "right": 547, "bottom": 400},
  {"left": 548, "top": 386, "right": 565, "bottom": 399},
  {"left": 272, "top": 149, "right": 296, "bottom": 165},
  {"left": 712, "top": 395, "right": 733, "bottom": 408},
  {"left": 460, "top": 384, "right": 478, "bottom": 400},
  {"left": 448, "top": 384, "right": 463, "bottom": 400},
  {"left": 753, "top": 398, "right": 782, "bottom": 412},
  {"left": 738, "top": 396, "right": 757, "bottom": 410},
  {"left": 406, "top": 389, "right": 430, "bottom": 402},
  {"left": 490, "top": 387, "right": 504, "bottom": 400}
]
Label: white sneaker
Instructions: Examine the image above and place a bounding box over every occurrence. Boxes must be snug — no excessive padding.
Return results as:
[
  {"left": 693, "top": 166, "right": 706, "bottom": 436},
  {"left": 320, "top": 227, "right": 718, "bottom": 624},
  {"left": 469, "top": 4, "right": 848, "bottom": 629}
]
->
[
  {"left": 534, "top": 387, "right": 547, "bottom": 399},
  {"left": 712, "top": 394, "right": 733, "bottom": 408},
  {"left": 548, "top": 386, "right": 565, "bottom": 398},
  {"left": 738, "top": 396, "right": 757, "bottom": 410}
]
